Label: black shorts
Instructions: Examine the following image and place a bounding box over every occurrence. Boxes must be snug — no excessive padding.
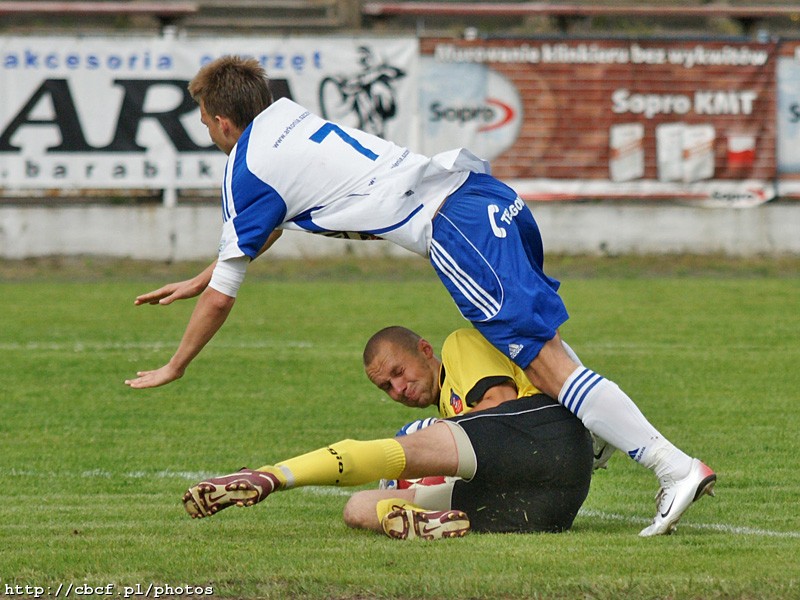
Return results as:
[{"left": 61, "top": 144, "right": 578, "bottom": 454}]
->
[{"left": 449, "top": 394, "right": 593, "bottom": 533}]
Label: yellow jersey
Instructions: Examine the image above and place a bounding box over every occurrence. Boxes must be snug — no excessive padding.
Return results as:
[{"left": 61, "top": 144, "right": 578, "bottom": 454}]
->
[{"left": 437, "top": 328, "right": 542, "bottom": 418}]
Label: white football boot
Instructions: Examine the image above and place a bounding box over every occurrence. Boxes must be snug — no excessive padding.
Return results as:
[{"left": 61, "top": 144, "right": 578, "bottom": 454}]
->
[
  {"left": 639, "top": 458, "right": 716, "bottom": 537},
  {"left": 591, "top": 434, "right": 616, "bottom": 471}
]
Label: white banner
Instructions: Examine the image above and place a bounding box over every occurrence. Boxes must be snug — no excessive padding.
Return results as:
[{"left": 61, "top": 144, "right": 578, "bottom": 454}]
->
[
  {"left": 0, "top": 36, "right": 419, "bottom": 188},
  {"left": 777, "top": 56, "right": 800, "bottom": 174},
  {"left": 776, "top": 54, "right": 800, "bottom": 199}
]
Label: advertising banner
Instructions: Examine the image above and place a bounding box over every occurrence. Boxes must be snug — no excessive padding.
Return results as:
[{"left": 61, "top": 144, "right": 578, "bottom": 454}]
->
[
  {"left": 1, "top": 35, "right": 794, "bottom": 206},
  {"left": 420, "top": 38, "right": 778, "bottom": 206},
  {"left": 0, "top": 36, "right": 418, "bottom": 189},
  {"left": 777, "top": 41, "right": 800, "bottom": 199}
]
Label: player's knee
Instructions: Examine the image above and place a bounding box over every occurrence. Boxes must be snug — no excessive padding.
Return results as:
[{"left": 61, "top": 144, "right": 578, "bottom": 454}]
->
[
  {"left": 525, "top": 338, "right": 578, "bottom": 398},
  {"left": 342, "top": 494, "right": 373, "bottom": 530}
]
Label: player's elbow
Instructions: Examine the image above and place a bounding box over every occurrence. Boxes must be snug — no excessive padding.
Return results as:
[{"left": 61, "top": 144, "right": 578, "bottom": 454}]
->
[{"left": 203, "top": 287, "right": 237, "bottom": 311}]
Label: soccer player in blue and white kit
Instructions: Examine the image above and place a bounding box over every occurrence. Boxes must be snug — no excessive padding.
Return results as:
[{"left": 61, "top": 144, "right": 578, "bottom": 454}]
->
[{"left": 125, "top": 56, "right": 715, "bottom": 536}]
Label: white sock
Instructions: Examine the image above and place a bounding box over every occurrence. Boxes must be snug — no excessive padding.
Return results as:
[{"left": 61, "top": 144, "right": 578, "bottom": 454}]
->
[{"left": 558, "top": 366, "right": 692, "bottom": 480}]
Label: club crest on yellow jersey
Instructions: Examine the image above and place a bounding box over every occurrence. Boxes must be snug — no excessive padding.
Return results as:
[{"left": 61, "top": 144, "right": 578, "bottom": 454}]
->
[{"left": 449, "top": 389, "right": 464, "bottom": 414}]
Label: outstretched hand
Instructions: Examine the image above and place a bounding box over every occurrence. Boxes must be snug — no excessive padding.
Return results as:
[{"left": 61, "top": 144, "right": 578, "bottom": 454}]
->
[
  {"left": 125, "top": 364, "right": 184, "bottom": 389},
  {"left": 134, "top": 261, "right": 216, "bottom": 307},
  {"left": 126, "top": 282, "right": 235, "bottom": 390},
  {"left": 134, "top": 279, "right": 204, "bottom": 306}
]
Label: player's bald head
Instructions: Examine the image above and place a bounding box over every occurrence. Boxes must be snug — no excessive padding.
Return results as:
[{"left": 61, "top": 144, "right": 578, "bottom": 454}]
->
[{"left": 363, "top": 326, "right": 423, "bottom": 367}]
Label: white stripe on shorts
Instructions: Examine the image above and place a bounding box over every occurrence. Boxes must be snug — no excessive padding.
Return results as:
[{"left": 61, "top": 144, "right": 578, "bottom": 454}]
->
[{"left": 430, "top": 238, "right": 501, "bottom": 320}]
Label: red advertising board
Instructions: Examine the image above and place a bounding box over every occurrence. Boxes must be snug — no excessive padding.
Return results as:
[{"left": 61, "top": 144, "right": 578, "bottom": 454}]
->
[{"left": 420, "top": 38, "right": 778, "bottom": 205}]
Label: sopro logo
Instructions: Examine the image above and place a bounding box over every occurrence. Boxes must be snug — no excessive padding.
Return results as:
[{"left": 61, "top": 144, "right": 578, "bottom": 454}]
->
[
  {"left": 481, "top": 98, "right": 515, "bottom": 132},
  {"left": 429, "top": 97, "right": 516, "bottom": 132},
  {"left": 420, "top": 59, "right": 523, "bottom": 160}
]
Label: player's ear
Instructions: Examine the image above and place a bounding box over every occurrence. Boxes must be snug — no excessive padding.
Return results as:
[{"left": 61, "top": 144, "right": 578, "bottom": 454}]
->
[
  {"left": 219, "top": 117, "right": 244, "bottom": 146},
  {"left": 418, "top": 338, "right": 434, "bottom": 358},
  {"left": 217, "top": 115, "right": 232, "bottom": 134}
]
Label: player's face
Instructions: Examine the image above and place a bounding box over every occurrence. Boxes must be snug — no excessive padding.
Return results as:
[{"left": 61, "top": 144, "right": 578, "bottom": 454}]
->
[
  {"left": 365, "top": 341, "right": 439, "bottom": 409},
  {"left": 199, "top": 100, "right": 235, "bottom": 155}
]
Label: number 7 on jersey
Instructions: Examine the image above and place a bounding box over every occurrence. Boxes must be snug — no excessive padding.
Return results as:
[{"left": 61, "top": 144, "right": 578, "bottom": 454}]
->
[{"left": 309, "top": 123, "right": 379, "bottom": 161}]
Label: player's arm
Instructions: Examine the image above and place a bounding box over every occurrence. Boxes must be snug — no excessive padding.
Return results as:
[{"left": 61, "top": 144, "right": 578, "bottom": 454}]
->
[
  {"left": 469, "top": 379, "right": 518, "bottom": 412},
  {"left": 125, "top": 286, "right": 235, "bottom": 389},
  {"left": 133, "top": 227, "right": 281, "bottom": 307},
  {"left": 126, "top": 254, "right": 249, "bottom": 389},
  {"left": 134, "top": 260, "right": 217, "bottom": 306},
  {"left": 254, "top": 229, "right": 283, "bottom": 259}
]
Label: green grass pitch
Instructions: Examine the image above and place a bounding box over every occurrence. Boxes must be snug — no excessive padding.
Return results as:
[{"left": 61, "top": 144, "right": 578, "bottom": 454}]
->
[{"left": 1, "top": 255, "right": 799, "bottom": 599}]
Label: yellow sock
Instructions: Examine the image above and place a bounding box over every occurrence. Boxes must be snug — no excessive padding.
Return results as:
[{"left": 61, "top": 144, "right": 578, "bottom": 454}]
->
[
  {"left": 258, "top": 438, "right": 405, "bottom": 489},
  {"left": 376, "top": 499, "right": 424, "bottom": 523}
]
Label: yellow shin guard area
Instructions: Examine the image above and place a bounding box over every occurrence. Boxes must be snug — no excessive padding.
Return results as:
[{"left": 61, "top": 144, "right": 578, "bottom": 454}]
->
[
  {"left": 254, "top": 466, "right": 288, "bottom": 489},
  {"left": 270, "top": 438, "right": 406, "bottom": 489}
]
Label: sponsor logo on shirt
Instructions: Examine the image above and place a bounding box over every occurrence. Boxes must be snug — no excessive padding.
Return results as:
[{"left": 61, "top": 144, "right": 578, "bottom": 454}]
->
[{"left": 449, "top": 389, "right": 464, "bottom": 414}]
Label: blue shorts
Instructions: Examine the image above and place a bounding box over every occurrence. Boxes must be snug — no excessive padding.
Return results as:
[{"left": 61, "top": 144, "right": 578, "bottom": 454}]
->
[{"left": 430, "top": 172, "right": 569, "bottom": 369}]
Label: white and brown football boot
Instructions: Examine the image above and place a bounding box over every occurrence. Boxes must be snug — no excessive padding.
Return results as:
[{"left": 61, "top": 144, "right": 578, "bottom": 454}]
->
[
  {"left": 381, "top": 505, "right": 470, "bottom": 540},
  {"left": 183, "top": 468, "right": 281, "bottom": 518}
]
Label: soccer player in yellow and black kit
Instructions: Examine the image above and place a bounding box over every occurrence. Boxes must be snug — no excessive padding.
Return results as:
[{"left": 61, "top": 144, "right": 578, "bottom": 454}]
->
[
  {"left": 355, "top": 326, "right": 593, "bottom": 536},
  {"left": 183, "top": 326, "right": 593, "bottom": 539}
]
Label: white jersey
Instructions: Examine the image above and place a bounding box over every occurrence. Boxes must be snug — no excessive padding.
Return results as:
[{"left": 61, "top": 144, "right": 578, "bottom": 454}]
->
[{"left": 217, "top": 98, "right": 489, "bottom": 260}]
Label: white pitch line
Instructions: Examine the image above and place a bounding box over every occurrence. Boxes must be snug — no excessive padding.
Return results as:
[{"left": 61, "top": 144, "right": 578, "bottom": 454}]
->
[
  {"left": 578, "top": 508, "right": 800, "bottom": 539},
  {"left": 0, "top": 340, "right": 317, "bottom": 351},
  {"left": 1, "top": 340, "right": 775, "bottom": 354},
  {"left": 3, "top": 468, "right": 798, "bottom": 539}
]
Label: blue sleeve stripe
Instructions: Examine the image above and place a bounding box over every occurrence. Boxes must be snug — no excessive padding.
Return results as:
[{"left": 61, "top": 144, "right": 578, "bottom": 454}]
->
[
  {"left": 228, "top": 125, "right": 287, "bottom": 258},
  {"left": 221, "top": 159, "right": 231, "bottom": 222}
]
